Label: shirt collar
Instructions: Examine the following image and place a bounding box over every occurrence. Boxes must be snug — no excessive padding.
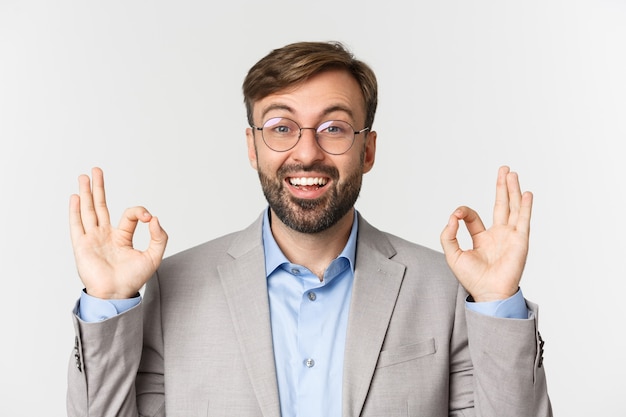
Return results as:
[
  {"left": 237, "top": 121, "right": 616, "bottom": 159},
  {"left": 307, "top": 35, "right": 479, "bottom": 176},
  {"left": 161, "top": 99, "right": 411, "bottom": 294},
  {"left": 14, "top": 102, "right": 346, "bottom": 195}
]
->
[{"left": 262, "top": 207, "right": 358, "bottom": 277}]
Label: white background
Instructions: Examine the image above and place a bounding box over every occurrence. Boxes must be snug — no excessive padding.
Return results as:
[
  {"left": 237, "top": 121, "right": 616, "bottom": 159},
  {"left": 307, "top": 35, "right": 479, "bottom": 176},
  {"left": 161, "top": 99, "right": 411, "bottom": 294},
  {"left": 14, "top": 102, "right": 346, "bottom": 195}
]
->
[{"left": 1, "top": 0, "right": 625, "bottom": 415}]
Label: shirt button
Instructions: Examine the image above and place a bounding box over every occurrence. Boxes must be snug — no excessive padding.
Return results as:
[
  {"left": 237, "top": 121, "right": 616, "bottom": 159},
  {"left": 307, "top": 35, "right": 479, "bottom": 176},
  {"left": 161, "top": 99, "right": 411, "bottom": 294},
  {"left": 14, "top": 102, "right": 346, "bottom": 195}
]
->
[
  {"left": 304, "top": 358, "right": 315, "bottom": 368},
  {"left": 308, "top": 291, "right": 317, "bottom": 301},
  {"left": 291, "top": 268, "right": 300, "bottom": 275}
]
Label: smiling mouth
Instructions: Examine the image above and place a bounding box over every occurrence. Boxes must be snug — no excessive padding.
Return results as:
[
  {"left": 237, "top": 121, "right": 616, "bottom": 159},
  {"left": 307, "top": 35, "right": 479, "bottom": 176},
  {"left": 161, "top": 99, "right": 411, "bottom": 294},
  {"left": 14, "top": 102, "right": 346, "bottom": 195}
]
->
[{"left": 288, "top": 177, "right": 329, "bottom": 188}]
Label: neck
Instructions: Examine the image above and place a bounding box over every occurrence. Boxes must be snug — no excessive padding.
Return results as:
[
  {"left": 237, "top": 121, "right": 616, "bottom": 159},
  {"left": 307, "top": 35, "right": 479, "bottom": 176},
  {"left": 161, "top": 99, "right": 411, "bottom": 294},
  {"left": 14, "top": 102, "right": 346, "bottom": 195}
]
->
[{"left": 269, "top": 208, "right": 355, "bottom": 280}]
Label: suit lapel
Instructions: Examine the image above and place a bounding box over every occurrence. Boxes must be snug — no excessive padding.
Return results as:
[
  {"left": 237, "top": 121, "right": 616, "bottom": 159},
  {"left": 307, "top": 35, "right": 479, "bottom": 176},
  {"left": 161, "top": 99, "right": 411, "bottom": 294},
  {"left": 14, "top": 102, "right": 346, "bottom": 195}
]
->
[
  {"left": 342, "top": 216, "right": 406, "bottom": 417},
  {"left": 217, "top": 215, "right": 281, "bottom": 417}
]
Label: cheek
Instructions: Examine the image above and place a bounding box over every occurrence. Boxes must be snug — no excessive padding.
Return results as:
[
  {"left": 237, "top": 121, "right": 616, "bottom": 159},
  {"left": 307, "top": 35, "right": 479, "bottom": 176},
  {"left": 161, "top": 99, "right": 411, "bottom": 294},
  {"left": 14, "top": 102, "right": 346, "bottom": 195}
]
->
[
  {"left": 338, "top": 150, "right": 366, "bottom": 177},
  {"left": 248, "top": 137, "right": 282, "bottom": 173},
  {"left": 255, "top": 151, "right": 288, "bottom": 176}
]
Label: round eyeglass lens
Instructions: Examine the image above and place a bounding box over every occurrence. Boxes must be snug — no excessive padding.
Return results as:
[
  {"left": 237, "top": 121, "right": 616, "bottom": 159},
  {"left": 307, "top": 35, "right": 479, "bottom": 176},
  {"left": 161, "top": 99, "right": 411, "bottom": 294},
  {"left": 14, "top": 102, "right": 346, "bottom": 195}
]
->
[
  {"left": 315, "top": 120, "right": 355, "bottom": 154},
  {"left": 262, "top": 118, "right": 300, "bottom": 152}
]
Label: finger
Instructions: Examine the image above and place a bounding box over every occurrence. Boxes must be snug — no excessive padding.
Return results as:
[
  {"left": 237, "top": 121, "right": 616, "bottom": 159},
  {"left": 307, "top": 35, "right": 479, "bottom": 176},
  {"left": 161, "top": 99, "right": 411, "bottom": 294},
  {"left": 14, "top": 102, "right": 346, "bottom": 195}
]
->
[
  {"left": 456, "top": 206, "right": 486, "bottom": 238},
  {"left": 506, "top": 171, "right": 523, "bottom": 225},
  {"left": 78, "top": 173, "right": 98, "bottom": 231},
  {"left": 118, "top": 206, "right": 153, "bottom": 241},
  {"left": 69, "top": 194, "right": 85, "bottom": 245},
  {"left": 517, "top": 191, "right": 533, "bottom": 235},
  {"left": 493, "top": 165, "right": 511, "bottom": 226},
  {"left": 145, "top": 216, "right": 168, "bottom": 267},
  {"left": 91, "top": 167, "right": 111, "bottom": 227}
]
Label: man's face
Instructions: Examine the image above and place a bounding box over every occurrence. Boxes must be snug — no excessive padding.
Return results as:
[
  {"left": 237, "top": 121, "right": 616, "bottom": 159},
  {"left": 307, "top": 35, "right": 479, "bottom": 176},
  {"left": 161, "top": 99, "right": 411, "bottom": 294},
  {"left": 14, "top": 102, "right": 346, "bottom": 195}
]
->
[{"left": 246, "top": 69, "right": 377, "bottom": 234}]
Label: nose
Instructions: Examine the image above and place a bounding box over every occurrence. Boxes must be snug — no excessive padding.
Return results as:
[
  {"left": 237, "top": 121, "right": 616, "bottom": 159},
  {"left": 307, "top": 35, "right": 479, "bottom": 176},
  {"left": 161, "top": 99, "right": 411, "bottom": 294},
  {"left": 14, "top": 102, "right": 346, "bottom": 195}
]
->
[{"left": 291, "top": 127, "right": 325, "bottom": 164}]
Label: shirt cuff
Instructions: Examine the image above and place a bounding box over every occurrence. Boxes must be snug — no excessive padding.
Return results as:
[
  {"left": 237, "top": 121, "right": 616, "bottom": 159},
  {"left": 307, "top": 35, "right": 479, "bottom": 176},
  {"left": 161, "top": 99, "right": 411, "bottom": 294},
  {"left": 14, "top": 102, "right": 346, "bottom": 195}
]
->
[
  {"left": 465, "top": 288, "right": 529, "bottom": 319},
  {"left": 77, "top": 289, "right": 141, "bottom": 322}
]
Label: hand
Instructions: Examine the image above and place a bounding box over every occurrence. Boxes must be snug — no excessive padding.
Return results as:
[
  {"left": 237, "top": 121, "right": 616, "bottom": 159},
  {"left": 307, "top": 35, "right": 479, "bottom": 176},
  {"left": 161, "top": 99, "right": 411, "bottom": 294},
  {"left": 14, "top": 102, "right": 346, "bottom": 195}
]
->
[
  {"left": 440, "top": 166, "right": 533, "bottom": 302},
  {"left": 69, "top": 167, "right": 168, "bottom": 299}
]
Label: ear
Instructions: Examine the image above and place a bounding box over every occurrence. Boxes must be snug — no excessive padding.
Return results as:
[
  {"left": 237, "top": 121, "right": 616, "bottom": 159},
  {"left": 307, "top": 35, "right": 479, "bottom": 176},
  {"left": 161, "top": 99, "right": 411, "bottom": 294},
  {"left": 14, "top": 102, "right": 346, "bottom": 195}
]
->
[
  {"left": 362, "top": 130, "right": 377, "bottom": 174},
  {"left": 246, "top": 127, "right": 258, "bottom": 171}
]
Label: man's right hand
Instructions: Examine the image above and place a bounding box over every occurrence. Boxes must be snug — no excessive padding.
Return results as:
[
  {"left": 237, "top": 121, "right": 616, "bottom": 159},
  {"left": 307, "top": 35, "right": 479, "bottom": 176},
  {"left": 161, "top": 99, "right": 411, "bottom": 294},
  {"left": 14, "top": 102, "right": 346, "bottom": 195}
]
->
[{"left": 69, "top": 167, "right": 168, "bottom": 299}]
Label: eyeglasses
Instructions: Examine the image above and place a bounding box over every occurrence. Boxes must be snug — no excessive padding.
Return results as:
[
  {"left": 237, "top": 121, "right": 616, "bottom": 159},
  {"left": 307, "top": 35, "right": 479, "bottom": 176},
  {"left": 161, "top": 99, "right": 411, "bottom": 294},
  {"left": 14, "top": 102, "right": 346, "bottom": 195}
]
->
[{"left": 251, "top": 117, "right": 370, "bottom": 155}]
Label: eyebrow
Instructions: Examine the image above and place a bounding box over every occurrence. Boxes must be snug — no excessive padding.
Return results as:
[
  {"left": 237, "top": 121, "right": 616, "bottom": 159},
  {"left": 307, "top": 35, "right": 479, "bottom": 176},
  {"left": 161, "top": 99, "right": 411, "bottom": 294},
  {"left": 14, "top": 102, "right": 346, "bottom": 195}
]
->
[
  {"left": 260, "top": 104, "right": 293, "bottom": 120},
  {"left": 260, "top": 103, "right": 356, "bottom": 123}
]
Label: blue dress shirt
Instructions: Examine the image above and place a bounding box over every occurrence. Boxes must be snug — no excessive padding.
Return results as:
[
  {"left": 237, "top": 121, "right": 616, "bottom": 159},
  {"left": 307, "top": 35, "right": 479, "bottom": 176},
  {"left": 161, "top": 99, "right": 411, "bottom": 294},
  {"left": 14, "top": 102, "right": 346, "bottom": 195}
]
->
[{"left": 262, "top": 209, "right": 357, "bottom": 417}]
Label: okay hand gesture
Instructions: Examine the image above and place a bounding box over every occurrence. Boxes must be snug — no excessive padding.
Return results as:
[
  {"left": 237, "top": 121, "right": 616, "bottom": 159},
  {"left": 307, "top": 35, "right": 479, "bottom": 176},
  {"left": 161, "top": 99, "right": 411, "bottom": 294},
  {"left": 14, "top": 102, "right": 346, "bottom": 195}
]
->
[
  {"left": 69, "top": 167, "right": 168, "bottom": 299},
  {"left": 440, "top": 166, "right": 533, "bottom": 302}
]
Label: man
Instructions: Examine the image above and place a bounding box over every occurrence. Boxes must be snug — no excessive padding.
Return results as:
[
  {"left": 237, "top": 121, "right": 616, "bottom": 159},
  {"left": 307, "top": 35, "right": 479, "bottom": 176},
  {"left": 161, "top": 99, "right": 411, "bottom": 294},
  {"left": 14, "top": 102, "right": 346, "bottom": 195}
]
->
[{"left": 67, "top": 41, "right": 552, "bottom": 417}]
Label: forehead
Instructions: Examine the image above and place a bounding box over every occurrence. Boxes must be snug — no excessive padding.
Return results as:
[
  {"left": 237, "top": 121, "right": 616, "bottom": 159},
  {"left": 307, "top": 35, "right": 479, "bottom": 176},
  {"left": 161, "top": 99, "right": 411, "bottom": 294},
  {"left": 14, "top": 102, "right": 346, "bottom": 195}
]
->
[{"left": 253, "top": 70, "right": 366, "bottom": 123}]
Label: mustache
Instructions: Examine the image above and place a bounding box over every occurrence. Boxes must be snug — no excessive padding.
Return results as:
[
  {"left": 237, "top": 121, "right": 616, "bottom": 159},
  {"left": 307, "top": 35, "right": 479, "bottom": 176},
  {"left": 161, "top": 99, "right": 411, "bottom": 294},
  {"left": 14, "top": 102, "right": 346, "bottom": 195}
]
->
[{"left": 277, "top": 163, "right": 339, "bottom": 179}]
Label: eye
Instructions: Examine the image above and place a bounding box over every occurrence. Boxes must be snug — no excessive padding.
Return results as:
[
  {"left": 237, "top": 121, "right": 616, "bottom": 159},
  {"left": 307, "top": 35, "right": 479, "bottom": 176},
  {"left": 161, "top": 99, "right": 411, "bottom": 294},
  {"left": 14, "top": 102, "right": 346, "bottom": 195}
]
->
[
  {"left": 319, "top": 121, "right": 349, "bottom": 136},
  {"left": 264, "top": 118, "right": 298, "bottom": 136},
  {"left": 275, "top": 124, "right": 292, "bottom": 134}
]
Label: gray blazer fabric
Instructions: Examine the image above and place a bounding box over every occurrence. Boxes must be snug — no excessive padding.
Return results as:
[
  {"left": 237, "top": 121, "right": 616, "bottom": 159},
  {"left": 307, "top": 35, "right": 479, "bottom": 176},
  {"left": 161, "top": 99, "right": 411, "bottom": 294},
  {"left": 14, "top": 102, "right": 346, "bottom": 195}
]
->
[{"left": 68, "top": 212, "right": 552, "bottom": 417}]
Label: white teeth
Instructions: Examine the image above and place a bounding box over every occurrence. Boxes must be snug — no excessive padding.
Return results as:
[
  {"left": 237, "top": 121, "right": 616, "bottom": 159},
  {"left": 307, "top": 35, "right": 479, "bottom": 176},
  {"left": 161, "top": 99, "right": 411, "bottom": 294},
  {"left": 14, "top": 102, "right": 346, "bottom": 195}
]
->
[{"left": 289, "top": 177, "right": 328, "bottom": 186}]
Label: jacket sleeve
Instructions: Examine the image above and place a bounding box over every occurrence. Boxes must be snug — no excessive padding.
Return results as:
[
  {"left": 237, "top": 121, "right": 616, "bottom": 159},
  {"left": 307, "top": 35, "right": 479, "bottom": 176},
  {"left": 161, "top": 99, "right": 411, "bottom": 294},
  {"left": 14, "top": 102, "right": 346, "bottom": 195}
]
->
[
  {"left": 66, "top": 301, "right": 149, "bottom": 417},
  {"left": 462, "top": 299, "right": 553, "bottom": 417}
]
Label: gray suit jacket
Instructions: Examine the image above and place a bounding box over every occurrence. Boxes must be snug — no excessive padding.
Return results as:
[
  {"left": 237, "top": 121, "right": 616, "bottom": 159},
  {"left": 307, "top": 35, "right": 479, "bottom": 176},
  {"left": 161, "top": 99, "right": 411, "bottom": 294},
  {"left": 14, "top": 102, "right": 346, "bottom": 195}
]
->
[{"left": 68, "top": 212, "right": 552, "bottom": 417}]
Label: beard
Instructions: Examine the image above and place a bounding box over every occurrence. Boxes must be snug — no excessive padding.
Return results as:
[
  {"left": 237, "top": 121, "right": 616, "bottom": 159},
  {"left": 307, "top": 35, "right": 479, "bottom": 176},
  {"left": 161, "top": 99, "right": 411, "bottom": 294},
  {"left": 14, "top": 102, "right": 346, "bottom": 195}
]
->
[{"left": 257, "top": 158, "right": 364, "bottom": 234}]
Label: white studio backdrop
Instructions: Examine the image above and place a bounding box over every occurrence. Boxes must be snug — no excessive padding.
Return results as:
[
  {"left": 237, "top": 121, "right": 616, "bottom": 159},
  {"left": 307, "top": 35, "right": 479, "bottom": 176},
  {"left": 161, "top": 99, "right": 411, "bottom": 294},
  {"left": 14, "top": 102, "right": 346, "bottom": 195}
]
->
[{"left": 1, "top": 0, "right": 625, "bottom": 415}]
